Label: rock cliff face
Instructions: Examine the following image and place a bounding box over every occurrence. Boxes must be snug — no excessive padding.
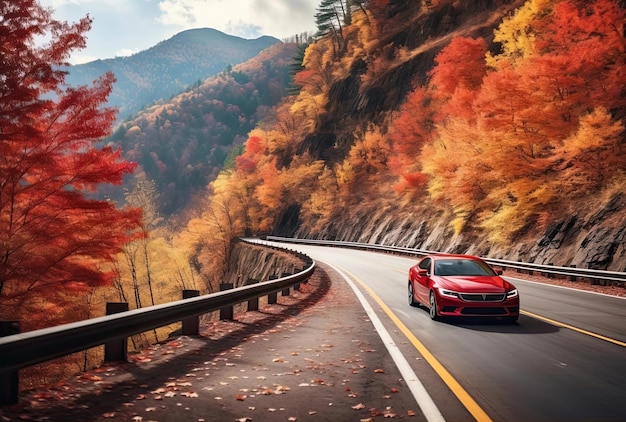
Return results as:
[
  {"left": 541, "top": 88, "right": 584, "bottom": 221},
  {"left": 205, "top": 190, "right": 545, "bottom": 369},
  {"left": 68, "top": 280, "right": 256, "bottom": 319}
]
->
[
  {"left": 293, "top": 191, "right": 626, "bottom": 272},
  {"left": 224, "top": 241, "right": 308, "bottom": 287},
  {"left": 525, "top": 193, "right": 626, "bottom": 271}
]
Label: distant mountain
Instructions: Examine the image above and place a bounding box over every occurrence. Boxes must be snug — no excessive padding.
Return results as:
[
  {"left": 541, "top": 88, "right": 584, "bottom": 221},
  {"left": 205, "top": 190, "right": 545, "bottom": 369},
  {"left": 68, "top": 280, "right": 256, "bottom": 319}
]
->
[
  {"left": 65, "top": 28, "right": 281, "bottom": 121},
  {"left": 106, "top": 42, "right": 299, "bottom": 216}
]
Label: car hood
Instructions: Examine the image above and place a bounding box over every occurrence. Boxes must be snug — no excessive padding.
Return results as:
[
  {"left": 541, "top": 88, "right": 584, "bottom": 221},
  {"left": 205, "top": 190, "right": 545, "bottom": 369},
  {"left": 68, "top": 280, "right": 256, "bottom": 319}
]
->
[{"left": 436, "top": 276, "right": 514, "bottom": 292}]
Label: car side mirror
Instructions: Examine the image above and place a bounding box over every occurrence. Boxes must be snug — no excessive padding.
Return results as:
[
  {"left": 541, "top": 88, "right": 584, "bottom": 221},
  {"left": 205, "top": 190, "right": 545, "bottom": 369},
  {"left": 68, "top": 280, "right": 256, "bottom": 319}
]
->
[
  {"left": 496, "top": 269, "right": 503, "bottom": 275},
  {"left": 418, "top": 268, "right": 428, "bottom": 276}
]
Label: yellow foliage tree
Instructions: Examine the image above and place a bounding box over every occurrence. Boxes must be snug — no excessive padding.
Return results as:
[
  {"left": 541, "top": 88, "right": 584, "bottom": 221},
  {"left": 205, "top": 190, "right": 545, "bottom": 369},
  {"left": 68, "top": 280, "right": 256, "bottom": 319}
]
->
[
  {"left": 282, "top": 155, "right": 325, "bottom": 204},
  {"left": 555, "top": 107, "right": 626, "bottom": 192},
  {"left": 301, "top": 165, "right": 340, "bottom": 231},
  {"left": 486, "top": 0, "right": 554, "bottom": 68},
  {"left": 347, "top": 123, "right": 392, "bottom": 176}
]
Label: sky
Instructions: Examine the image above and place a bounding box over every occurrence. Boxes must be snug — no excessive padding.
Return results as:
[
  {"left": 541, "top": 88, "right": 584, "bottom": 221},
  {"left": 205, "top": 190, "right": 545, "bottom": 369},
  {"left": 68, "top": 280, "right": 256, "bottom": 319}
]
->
[{"left": 39, "top": 0, "right": 319, "bottom": 64}]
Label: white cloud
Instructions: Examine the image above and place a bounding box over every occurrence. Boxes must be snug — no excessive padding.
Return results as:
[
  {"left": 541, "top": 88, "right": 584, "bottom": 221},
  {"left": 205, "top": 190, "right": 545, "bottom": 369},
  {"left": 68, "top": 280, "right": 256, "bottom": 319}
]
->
[
  {"left": 115, "top": 48, "right": 139, "bottom": 58},
  {"left": 156, "top": 0, "right": 316, "bottom": 39},
  {"left": 71, "top": 54, "right": 99, "bottom": 65},
  {"left": 38, "top": 0, "right": 318, "bottom": 63},
  {"left": 157, "top": 0, "right": 197, "bottom": 27}
]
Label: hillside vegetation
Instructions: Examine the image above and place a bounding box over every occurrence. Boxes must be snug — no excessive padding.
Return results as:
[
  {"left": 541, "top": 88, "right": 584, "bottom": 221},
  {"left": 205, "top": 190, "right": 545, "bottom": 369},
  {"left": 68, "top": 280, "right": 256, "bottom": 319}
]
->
[
  {"left": 106, "top": 43, "right": 299, "bottom": 215},
  {"left": 181, "top": 0, "right": 626, "bottom": 271},
  {"left": 65, "top": 28, "right": 281, "bottom": 121}
]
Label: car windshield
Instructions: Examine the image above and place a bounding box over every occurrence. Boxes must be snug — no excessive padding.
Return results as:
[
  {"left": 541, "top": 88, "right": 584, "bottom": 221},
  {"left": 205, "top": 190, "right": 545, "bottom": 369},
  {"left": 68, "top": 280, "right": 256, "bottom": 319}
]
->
[{"left": 434, "top": 258, "right": 497, "bottom": 276}]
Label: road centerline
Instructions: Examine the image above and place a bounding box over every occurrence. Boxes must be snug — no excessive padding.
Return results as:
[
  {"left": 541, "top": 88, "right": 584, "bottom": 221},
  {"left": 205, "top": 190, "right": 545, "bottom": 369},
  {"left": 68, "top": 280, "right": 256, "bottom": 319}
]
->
[{"left": 520, "top": 310, "right": 626, "bottom": 347}]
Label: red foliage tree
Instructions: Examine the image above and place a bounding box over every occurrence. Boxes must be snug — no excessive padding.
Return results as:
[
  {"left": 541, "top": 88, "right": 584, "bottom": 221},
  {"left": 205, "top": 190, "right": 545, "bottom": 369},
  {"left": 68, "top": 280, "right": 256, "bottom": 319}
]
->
[
  {"left": 235, "top": 135, "right": 266, "bottom": 175},
  {"left": 430, "top": 37, "right": 487, "bottom": 96},
  {"left": 0, "top": 0, "right": 142, "bottom": 324}
]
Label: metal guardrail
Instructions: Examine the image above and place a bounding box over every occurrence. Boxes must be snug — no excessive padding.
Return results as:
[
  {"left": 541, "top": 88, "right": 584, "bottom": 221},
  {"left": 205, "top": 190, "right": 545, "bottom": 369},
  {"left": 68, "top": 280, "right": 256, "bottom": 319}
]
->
[
  {"left": 0, "top": 243, "right": 315, "bottom": 405},
  {"left": 265, "top": 236, "right": 626, "bottom": 285}
]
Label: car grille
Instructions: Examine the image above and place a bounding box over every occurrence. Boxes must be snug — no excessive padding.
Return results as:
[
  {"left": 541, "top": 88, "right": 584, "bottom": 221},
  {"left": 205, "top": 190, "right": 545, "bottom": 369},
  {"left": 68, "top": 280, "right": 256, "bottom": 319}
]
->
[
  {"left": 461, "top": 307, "right": 507, "bottom": 315},
  {"left": 459, "top": 293, "right": 506, "bottom": 302}
]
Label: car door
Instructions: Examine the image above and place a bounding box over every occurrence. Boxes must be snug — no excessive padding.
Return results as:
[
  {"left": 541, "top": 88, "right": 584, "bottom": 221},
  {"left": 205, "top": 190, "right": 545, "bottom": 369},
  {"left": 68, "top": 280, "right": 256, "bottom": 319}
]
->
[{"left": 413, "top": 257, "right": 432, "bottom": 303}]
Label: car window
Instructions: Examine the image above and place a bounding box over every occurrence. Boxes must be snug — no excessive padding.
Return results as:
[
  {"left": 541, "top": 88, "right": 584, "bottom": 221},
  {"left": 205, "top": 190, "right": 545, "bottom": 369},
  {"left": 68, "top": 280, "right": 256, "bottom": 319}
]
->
[
  {"left": 434, "top": 259, "right": 496, "bottom": 276},
  {"left": 418, "top": 258, "right": 431, "bottom": 272}
]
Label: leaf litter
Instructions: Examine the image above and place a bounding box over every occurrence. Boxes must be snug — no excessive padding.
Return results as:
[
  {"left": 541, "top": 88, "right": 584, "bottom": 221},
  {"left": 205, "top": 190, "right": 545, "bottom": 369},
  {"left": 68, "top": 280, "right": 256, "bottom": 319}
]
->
[{"left": 0, "top": 264, "right": 419, "bottom": 421}]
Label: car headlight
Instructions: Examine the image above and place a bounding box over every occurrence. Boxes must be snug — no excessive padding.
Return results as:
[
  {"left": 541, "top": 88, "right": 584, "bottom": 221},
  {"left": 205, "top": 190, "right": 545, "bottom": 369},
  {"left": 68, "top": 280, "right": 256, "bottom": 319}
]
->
[
  {"left": 506, "top": 289, "right": 518, "bottom": 299},
  {"left": 438, "top": 288, "right": 460, "bottom": 298}
]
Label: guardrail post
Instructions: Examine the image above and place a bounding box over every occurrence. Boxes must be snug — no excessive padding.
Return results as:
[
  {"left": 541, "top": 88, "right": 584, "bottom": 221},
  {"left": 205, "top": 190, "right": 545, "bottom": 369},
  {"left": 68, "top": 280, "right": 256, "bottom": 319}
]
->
[
  {"left": 104, "top": 303, "right": 129, "bottom": 363},
  {"left": 301, "top": 263, "right": 312, "bottom": 285},
  {"left": 281, "top": 272, "right": 291, "bottom": 296},
  {"left": 568, "top": 265, "right": 577, "bottom": 282},
  {"left": 182, "top": 290, "right": 200, "bottom": 335},
  {"left": 220, "top": 284, "right": 234, "bottom": 320},
  {"left": 0, "top": 321, "right": 20, "bottom": 405},
  {"left": 246, "top": 279, "right": 259, "bottom": 311},
  {"left": 268, "top": 276, "right": 278, "bottom": 304}
]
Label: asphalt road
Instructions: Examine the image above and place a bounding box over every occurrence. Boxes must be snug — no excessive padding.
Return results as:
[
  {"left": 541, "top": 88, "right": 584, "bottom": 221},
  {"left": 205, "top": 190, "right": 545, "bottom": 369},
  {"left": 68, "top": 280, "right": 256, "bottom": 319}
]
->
[
  {"left": 2, "top": 241, "right": 625, "bottom": 422},
  {"left": 278, "top": 242, "right": 626, "bottom": 422},
  {"left": 1, "top": 259, "right": 466, "bottom": 422}
]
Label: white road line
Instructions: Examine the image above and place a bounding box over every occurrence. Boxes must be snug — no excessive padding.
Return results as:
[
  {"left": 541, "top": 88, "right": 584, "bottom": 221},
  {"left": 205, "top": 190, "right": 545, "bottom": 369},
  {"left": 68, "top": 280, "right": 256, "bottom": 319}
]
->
[{"left": 325, "top": 261, "right": 446, "bottom": 422}]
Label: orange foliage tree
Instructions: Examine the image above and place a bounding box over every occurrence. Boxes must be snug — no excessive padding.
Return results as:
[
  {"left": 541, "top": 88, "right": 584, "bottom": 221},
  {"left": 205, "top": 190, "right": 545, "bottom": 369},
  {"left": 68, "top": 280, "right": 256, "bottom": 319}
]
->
[
  {"left": 388, "top": 86, "right": 435, "bottom": 193},
  {"left": 473, "top": 0, "right": 626, "bottom": 238},
  {"left": 399, "top": 0, "right": 625, "bottom": 241},
  {"left": 0, "top": 0, "right": 142, "bottom": 327}
]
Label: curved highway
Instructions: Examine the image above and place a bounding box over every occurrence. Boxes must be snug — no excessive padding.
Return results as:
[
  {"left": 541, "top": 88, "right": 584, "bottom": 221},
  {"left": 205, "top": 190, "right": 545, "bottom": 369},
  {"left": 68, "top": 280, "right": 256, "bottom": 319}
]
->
[{"left": 267, "top": 241, "right": 626, "bottom": 422}]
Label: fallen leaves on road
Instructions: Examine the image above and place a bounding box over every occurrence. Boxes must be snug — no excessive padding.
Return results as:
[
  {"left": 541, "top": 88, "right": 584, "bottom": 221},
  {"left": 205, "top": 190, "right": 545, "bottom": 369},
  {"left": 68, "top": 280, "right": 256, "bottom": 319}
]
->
[
  {"left": 180, "top": 391, "right": 198, "bottom": 398},
  {"left": 0, "top": 268, "right": 422, "bottom": 422}
]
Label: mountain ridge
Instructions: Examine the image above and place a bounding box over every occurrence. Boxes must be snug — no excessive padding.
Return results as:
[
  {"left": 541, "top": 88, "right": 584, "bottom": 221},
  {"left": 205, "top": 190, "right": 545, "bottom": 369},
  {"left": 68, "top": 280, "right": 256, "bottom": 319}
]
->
[{"left": 65, "top": 28, "right": 281, "bottom": 121}]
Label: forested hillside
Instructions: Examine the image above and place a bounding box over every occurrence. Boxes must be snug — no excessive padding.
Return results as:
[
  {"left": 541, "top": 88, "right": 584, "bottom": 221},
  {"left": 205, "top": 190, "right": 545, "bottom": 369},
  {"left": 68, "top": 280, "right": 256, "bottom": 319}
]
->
[
  {"left": 184, "top": 0, "right": 626, "bottom": 271},
  {"left": 106, "top": 42, "right": 299, "bottom": 215},
  {"left": 65, "top": 28, "right": 281, "bottom": 121}
]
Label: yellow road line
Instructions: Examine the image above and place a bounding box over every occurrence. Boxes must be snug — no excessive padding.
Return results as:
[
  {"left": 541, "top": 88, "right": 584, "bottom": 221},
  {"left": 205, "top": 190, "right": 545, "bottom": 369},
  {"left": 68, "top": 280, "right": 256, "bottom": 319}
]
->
[
  {"left": 395, "top": 266, "right": 626, "bottom": 349},
  {"left": 348, "top": 270, "right": 492, "bottom": 422},
  {"left": 521, "top": 310, "right": 626, "bottom": 347}
]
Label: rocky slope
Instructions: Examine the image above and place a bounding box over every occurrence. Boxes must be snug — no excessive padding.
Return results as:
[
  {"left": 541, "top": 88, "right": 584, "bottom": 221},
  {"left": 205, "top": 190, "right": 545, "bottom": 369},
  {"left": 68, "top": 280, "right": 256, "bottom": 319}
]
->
[
  {"left": 293, "top": 190, "right": 626, "bottom": 273},
  {"left": 224, "top": 241, "right": 309, "bottom": 288}
]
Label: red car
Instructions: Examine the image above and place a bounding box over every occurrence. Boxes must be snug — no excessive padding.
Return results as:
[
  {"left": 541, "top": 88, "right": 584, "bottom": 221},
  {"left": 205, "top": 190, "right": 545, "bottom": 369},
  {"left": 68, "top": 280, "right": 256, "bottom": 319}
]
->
[{"left": 408, "top": 254, "right": 519, "bottom": 322}]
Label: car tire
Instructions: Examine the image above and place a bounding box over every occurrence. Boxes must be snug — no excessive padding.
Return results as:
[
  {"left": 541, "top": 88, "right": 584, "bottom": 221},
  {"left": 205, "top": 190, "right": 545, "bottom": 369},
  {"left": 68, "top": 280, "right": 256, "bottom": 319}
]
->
[
  {"left": 408, "top": 282, "right": 419, "bottom": 307},
  {"left": 429, "top": 291, "right": 440, "bottom": 321}
]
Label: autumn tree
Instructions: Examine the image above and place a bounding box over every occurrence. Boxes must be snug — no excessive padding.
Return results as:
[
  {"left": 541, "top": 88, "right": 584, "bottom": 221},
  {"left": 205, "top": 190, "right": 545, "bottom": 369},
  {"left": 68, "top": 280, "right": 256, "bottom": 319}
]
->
[
  {"left": 178, "top": 169, "right": 248, "bottom": 293},
  {"left": 419, "top": 0, "right": 626, "bottom": 241},
  {"left": 300, "top": 165, "right": 340, "bottom": 231},
  {"left": 121, "top": 176, "right": 161, "bottom": 311},
  {"left": 485, "top": 0, "right": 552, "bottom": 69},
  {"left": 0, "top": 0, "right": 142, "bottom": 327}
]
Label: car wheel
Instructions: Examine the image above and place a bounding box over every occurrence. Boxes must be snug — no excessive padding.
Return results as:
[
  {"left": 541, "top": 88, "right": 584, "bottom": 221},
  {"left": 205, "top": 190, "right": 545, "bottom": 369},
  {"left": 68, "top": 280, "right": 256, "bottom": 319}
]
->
[
  {"left": 408, "top": 282, "right": 419, "bottom": 307},
  {"left": 429, "top": 291, "right": 440, "bottom": 321}
]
